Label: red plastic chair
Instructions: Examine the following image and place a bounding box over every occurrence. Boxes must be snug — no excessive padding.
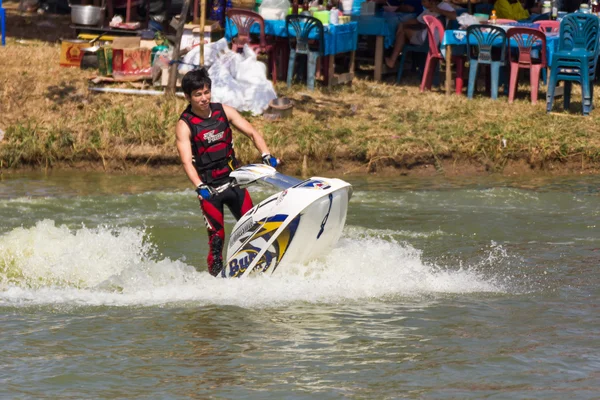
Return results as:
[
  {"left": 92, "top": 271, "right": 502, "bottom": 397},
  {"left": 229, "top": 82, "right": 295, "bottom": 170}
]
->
[
  {"left": 507, "top": 27, "right": 547, "bottom": 104},
  {"left": 227, "top": 8, "right": 277, "bottom": 83},
  {"left": 536, "top": 20, "right": 560, "bottom": 34},
  {"left": 420, "top": 15, "right": 466, "bottom": 94}
]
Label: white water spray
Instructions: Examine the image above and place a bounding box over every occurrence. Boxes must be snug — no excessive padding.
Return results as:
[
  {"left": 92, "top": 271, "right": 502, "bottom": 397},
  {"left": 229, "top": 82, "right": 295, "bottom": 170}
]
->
[{"left": 0, "top": 220, "right": 505, "bottom": 307}]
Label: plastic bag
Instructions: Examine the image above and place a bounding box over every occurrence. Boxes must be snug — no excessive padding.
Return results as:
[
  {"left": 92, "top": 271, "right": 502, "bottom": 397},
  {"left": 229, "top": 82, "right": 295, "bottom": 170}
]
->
[
  {"left": 178, "top": 38, "right": 230, "bottom": 75},
  {"left": 259, "top": 0, "right": 290, "bottom": 20},
  {"left": 457, "top": 14, "right": 480, "bottom": 28},
  {"left": 208, "top": 44, "right": 276, "bottom": 115}
]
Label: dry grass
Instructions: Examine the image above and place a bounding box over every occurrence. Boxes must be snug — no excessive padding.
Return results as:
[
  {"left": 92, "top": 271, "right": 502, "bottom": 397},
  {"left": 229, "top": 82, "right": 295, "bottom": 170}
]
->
[{"left": 1, "top": 1, "right": 600, "bottom": 176}]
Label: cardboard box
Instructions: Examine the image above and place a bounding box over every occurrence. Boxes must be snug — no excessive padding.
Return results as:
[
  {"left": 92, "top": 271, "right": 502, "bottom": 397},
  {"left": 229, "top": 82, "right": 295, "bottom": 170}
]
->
[
  {"left": 112, "top": 47, "right": 152, "bottom": 81},
  {"left": 112, "top": 36, "right": 141, "bottom": 49},
  {"left": 60, "top": 39, "right": 92, "bottom": 67},
  {"left": 179, "top": 20, "right": 223, "bottom": 49}
]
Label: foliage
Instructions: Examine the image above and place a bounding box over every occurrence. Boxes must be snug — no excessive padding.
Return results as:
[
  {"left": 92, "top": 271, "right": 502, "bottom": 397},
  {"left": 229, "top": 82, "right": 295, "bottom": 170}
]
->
[{"left": 1, "top": 37, "right": 600, "bottom": 175}]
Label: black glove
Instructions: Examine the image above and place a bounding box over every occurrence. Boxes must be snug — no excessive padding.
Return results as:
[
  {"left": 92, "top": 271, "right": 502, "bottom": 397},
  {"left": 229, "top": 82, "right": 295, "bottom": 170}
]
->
[
  {"left": 196, "top": 183, "right": 215, "bottom": 200},
  {"left": 262, "top": 153, "right": 279, "bottom": 168}
]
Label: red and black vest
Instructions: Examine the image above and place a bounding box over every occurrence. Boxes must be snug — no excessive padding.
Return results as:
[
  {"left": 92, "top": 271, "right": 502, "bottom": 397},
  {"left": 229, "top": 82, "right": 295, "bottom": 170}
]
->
[{"left": 179, "top": 103, "right": 238, "bottom": 185}]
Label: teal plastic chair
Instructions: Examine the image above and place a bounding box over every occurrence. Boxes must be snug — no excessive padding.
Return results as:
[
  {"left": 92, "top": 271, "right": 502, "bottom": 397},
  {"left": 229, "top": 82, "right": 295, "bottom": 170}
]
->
[
  {"left": 396, "top": 42, "right": 429, "bottom": 83},
  {"left": 1, "top": 0, "right": 6, "bottom": 46},
  {"left": 546, "top": 13, "right": 600, "bottom": 115},
  {"left": 466, "top": 25, "right": 508, "bottom": 100},
  {"left": 285, "top": 15, "right": 324, "bottom": 91}
]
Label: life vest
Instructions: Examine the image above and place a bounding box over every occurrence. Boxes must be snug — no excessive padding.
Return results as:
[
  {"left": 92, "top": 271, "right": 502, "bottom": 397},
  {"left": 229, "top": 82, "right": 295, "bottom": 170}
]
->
[{"left": 179, "top": 103, "right": 238, "bottom": 185}]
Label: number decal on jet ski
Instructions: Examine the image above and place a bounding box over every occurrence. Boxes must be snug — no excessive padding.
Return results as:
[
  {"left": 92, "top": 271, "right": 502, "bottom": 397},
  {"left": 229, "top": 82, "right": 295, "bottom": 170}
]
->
[{"left": 225, "top": 214, "right": 301, "bottom": 278}]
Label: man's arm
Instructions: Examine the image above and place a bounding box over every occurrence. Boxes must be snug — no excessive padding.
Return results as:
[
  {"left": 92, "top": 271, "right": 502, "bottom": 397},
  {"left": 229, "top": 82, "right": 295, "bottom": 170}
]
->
[
  {"left": 433, "top": 5, "right": 457, "bottom": 20},
  {"left": 223, "top": 104, "right": 271, "bottom": 156},
  {"left": 175, "top": 120, "right": 203, "bottom": 187}
]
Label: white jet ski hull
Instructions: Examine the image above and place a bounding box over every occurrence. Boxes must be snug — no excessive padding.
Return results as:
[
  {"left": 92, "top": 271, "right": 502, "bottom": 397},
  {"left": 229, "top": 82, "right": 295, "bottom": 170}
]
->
[{"left": 222, "top": 166, "right": 352, "bottom": 278}]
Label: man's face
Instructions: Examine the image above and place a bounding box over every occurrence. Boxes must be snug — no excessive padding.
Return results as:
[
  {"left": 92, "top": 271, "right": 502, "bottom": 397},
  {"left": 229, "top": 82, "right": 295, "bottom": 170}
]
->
[{"left": 187, "top": 85, "right": 211, "bottom": 111}]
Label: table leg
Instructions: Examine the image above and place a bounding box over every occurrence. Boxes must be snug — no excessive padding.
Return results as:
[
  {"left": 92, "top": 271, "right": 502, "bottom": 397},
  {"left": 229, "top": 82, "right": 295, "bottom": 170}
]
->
[
  {"left": 126, "top": 0, "right": 131, "bottom": 22},
  {"left": 445, "top": 44, "right": 452, "bottom": 96},
  {"left": 107, "top": 0, "right": 114, "bottom": 24},
  {"left": 327, "top": 55, "right": 335, "bottom": 88},
  {"left": 375, "top": 35, "right": 383, "bottom": 82}
]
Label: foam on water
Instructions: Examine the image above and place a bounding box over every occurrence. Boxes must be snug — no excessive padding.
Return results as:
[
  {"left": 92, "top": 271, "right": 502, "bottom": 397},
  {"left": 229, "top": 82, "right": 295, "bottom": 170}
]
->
[{"left": 0, "top": 220, "right": 506, "bottom": 308}]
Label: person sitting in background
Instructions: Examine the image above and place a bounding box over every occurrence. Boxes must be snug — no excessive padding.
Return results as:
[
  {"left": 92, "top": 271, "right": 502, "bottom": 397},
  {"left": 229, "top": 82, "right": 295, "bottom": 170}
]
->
[
  {"left": 522, "top": 0, "right": 542, "bottom": 14},
  {"left": 379, "top": 0, "right": 425, "bottom": 14},
  {"left": 494, "top": 0, "right": 530, "bottom": 20},
  {"left": 384, "top": 0, "right": 456, "bottom": 69}
]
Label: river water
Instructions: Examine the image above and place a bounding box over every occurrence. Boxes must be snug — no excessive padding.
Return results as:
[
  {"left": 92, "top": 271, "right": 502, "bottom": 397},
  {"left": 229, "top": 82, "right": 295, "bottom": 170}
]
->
[{"left": 1, "top": 171, "right": 598, "bottom": 399}]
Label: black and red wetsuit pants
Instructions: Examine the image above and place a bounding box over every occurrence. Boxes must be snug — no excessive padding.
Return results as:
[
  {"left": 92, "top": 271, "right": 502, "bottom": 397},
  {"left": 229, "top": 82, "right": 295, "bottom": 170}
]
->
[{"left": 199, "top": 185, "right": 253, "bottom": 277}]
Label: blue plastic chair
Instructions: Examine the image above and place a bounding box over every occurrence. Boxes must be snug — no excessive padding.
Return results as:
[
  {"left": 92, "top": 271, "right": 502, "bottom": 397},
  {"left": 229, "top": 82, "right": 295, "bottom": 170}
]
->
[
  {"left": 546, "top": 13, "right": 600, "bottom": 115},
  {"left": 396, "top": 42, "right": 429, "bottom": 83},
  {"left": 285, "top": 15, "right": 324, "bottom": 91},
  {"left": 466, "top": 25, "right": 508, "bottom": 100},
  {"left": 1, "top": 0, "right": 6, "bottom": 46}
]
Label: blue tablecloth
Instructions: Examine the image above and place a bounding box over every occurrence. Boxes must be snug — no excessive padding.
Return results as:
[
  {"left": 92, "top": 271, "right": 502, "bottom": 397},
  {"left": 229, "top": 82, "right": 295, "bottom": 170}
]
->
[
  {"left": 353, "top": 11, "right": 415, "bottom": 48},
  {"left": 225, "top": 19, "right": 358, "bottom": 56},
  {"left": 442, "top": 28, "right": 560, "bottom": 67}
]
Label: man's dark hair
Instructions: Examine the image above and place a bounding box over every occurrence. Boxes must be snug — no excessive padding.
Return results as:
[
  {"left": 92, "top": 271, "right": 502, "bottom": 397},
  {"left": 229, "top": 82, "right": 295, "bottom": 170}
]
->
[{"left": 182, "top": 68, "right": 212, "bottom": 96}]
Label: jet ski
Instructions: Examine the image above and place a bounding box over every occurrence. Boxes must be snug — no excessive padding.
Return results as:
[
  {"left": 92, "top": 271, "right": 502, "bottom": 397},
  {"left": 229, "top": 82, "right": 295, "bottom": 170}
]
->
[{"left": 220, "top": 164, "right": 352, "bottom": 278}]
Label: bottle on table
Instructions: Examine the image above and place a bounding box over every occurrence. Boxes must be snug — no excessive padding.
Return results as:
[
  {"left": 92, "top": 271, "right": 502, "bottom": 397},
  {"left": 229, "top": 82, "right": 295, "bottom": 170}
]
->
[
  {"left": 541, "top": 0, "right": 551, "bottom": 14},
  {"left": 490, "top": 9, "right": 497, "bottom": 23},
  {"left": 329, "top": 7, "right": 339, "bottom": 23},
  {"left": 551, "top": 0, "right": 558, "bottom": 19},
  {"left": 292, "top": 0, "right": 299, "bottom": 14}
]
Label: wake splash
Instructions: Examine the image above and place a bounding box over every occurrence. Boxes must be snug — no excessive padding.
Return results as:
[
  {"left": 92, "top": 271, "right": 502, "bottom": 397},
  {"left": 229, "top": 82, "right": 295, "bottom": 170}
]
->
[{"left": 0, "top": 220, "right": 506, "bottom": 308}]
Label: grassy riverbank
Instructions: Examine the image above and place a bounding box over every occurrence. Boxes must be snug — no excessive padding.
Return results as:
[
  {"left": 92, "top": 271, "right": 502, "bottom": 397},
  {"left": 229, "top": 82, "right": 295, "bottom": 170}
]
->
[{"left": 1, "top": 3, "right": 600, "bottom": 177}]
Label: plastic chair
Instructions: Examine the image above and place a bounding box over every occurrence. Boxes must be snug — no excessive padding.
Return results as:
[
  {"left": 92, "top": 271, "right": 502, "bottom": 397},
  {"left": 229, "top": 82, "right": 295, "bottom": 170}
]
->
[
  {"left": 397, "top": 16, "right": 449, "bottom": 83},
  {"left": 396, "top": 40, "right": 429, "bottom": 84},
  {"left": 536, "top": 20, "right": 560, "bottom": 83},
  {"left": 420, "top": 15, "right": 466, "bottom": 94},
  {"left": 536, "top": 20, "right": 560, "bottom": 34},
  {"left": 507, "top": 27, "right": 547, "bottom": 104},
  {"left": 466, "top": 24, "right": 508, "bottom": 100},
  {"left": 546, "top": 13, "right": 600, "bottom": 115},
  {"left": 227, "top": 8, "right": 277, "bottom": 83},
  {"left": 1, "top": 0, "right": 6, "bottom": 46},
  {"left": 285, "top": 14, "right": 324, "bottom": 91}
]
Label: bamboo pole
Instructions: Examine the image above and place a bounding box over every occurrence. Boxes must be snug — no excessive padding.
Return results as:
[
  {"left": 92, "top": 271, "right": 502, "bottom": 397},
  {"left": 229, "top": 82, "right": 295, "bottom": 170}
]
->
[
  {"left": 166, "top": 0, "right": 192, "bottom": 95},
  {"left": 199, "top": 0, "right": 206, "bottom": 67}
]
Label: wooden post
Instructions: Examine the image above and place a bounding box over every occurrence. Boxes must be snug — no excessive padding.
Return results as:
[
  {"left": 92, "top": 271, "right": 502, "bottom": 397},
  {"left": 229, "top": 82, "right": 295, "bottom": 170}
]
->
[
  {"left": 445, "top": 44, "right": 452, "bottom": 96},
  {"left": 200, "top": 0, "right": 206, "bottom": 67},
  {"left": 166, "top": 0, "right": 192, "bottom": 95},
  {"left": 302, "top": 154, "right": 308, "bottom": 177}
]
